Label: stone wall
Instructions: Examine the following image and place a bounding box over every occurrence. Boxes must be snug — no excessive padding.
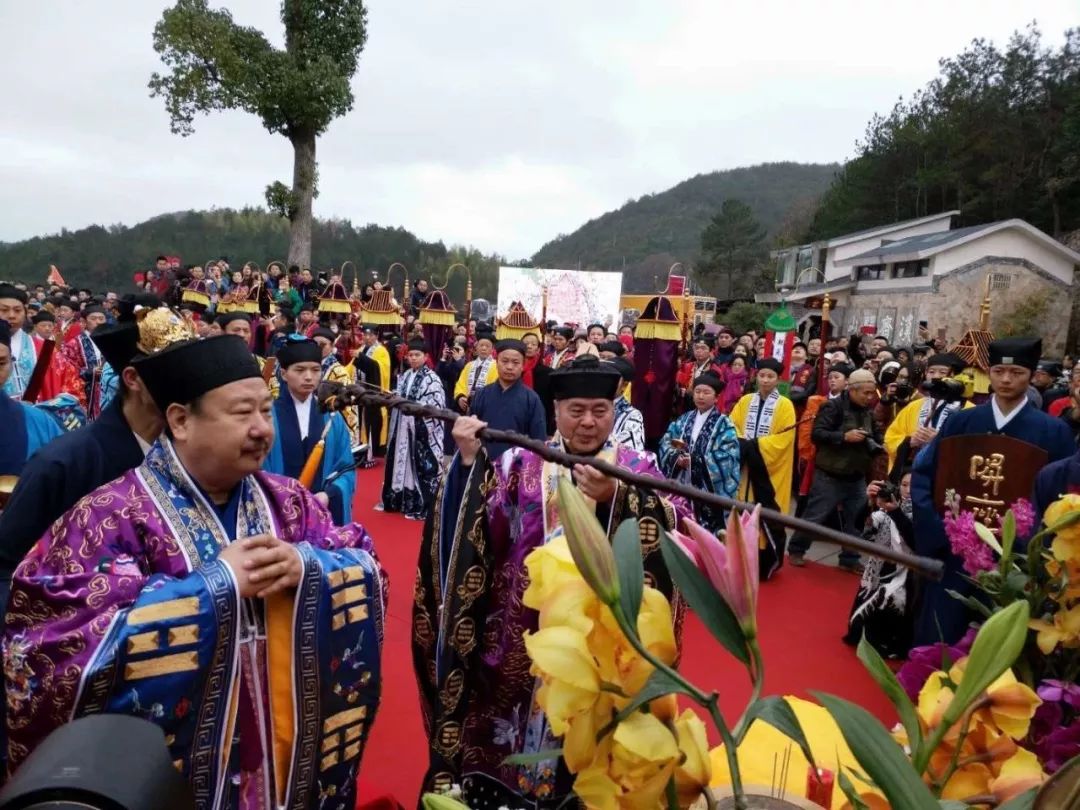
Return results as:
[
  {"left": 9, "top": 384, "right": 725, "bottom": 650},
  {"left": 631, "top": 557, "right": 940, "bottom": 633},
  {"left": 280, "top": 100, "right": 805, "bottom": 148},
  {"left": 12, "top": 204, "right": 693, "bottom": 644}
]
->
[{"left": 835, "top": 260, "right": 1070, "bottom": 355}]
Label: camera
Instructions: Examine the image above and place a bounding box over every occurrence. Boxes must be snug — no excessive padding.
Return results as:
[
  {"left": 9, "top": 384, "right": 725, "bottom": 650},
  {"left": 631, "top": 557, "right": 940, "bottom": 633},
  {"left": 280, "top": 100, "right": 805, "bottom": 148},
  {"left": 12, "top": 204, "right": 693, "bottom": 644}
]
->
[
  {"left": 922, "top": 377, "right": 966, "bottom": 403},
  {"left": 877, "top": 481, "right": 900, "bottom": 502},
  {"left": 894, "top": 381, "right": 913, "bottom": 399}
]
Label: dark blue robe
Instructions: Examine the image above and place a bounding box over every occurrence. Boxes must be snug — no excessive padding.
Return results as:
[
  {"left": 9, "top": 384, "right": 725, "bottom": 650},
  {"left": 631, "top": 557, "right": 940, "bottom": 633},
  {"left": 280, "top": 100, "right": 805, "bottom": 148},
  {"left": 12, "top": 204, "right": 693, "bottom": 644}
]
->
[
  {"left": 911, "top": 400, "right": 1074, "bottom": 645},
  {"left": 1033, "top": 451, "right": 1080, "bottom": 517},
  {"left": 264, "top": 396, "right": 356, "bottom": 526}
]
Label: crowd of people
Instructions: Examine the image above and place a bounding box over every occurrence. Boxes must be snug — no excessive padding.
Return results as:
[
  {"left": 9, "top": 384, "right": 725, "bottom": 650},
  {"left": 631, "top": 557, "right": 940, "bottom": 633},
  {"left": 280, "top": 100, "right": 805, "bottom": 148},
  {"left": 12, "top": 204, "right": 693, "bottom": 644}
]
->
[{"left": 0, "top": 262, "right": 1078, "bottom": 808}]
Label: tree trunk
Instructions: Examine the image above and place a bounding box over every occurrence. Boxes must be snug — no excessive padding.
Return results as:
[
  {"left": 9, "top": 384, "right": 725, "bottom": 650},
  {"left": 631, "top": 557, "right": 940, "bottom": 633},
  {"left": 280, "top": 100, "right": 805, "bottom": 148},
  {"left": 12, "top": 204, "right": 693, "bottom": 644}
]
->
[{"left": 287, "top": 128, "right": 316, "bottom": 269}]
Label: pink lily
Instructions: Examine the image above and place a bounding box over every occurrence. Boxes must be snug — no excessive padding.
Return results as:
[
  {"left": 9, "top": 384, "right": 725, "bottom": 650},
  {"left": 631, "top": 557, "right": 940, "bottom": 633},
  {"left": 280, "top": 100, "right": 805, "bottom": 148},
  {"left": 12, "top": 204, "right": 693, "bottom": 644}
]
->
[{"left": 671, "top": 506, "right": 761, "bottom": 638}]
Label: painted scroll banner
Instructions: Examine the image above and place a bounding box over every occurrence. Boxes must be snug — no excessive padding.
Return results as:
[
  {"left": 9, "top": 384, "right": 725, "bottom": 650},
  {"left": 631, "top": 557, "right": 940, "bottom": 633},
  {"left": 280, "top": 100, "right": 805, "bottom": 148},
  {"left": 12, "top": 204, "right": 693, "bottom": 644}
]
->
[{"left": 496, "top": 267, "right": 623, "bottom": 328}]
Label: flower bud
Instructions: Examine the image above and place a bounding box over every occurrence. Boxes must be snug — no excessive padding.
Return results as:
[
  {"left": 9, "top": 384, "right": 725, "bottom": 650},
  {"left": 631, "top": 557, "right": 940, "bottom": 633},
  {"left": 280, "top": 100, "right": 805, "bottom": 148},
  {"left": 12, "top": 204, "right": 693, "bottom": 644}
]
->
[
  {"left": 945, "top": 600, "right": 1030, "bottom": 728},
  {"left": 557, "top": 476, "right": 620, "bottom": 606},
  {"left": 420, "top": 791, "right": 470, "bottom": 810}
]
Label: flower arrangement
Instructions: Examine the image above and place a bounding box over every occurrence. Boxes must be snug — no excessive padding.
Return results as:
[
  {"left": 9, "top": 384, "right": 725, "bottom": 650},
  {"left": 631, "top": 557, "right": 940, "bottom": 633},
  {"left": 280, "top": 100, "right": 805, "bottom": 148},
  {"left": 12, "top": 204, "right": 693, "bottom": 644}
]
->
[
  {"left": 424, "top": 484, "right": 1078, "bottom": 810},
  {"left": 892, "top": 491, "right": 1080, "bottom": 793}
]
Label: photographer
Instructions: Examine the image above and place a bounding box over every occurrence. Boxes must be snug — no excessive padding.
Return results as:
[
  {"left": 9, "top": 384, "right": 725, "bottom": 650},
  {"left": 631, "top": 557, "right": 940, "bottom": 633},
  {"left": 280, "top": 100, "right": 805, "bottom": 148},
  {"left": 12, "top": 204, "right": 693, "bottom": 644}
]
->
[
  {"left": 873, "top": 361, "right": 915, "bottom": 434},
  {"left": 844, "top": 472, "right": 915, "bottom": 658},
  {"left": 789, "top": 368, "right": 883, "bottom": 572},
  {"left": 883, "top": 352, "right": 969, "bottom": 474},
  {"left": 437, "top": 339, "right": 467, "bottom": 405}
]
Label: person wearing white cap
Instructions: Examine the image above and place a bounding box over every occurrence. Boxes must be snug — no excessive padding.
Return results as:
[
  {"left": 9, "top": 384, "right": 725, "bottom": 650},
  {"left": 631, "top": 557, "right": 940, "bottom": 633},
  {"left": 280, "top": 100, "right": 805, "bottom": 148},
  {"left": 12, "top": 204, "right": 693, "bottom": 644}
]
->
[{"left": 789, "top": 368, "right": 882, "bottom": 572}]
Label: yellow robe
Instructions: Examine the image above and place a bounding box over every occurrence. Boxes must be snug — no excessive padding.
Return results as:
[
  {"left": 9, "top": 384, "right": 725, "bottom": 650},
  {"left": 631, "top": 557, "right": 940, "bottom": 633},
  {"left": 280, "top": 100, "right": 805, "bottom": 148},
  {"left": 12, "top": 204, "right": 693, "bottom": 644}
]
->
[
  {"left": 730, "top": 392, "right": 796, "bottom": 516},
  {"left": 322, "top": 360, "right": 358, "bottom": 444},
  {"left": 453, "top": 358, "right": 498, "bottom": 402},
  {"left": 359, "top": 343, "right": 391, "bottom": 447},
  {"left": 883, "top": 396, "right": 974, "bottom": 470},
  {"left": 255, "top": 355, "right": 280, "bottom": 400}
]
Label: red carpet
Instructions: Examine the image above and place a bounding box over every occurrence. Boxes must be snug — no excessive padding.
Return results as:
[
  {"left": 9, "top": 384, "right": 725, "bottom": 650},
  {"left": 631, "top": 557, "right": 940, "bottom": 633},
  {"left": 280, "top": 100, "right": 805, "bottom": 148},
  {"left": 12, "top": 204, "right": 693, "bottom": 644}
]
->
[{"left": 351, "top": 466, "right": 895, "bottom": 806}]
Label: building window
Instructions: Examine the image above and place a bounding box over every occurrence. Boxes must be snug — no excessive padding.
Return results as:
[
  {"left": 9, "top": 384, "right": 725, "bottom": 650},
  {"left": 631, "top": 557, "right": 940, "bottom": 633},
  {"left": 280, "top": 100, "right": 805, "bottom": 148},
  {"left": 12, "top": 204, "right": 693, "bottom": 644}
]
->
[
  {"left": 893, "top": 260, "right": 930, "bottom": 279},
  {"left": 775, "top": 252, "right": 796, "bottom": 287},
  {"left": 856, "top": 264, "right": 887, "bottom": 280},
  {"left": 989, "top": 272, "right": 1012, "bottom": 291}
]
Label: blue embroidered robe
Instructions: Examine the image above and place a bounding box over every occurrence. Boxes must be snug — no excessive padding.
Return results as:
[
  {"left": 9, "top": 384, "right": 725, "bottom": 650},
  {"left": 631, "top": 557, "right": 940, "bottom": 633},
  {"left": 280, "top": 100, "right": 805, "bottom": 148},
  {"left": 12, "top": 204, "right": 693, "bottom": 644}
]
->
[
  {"left": 264, "top": 396, "right": 356, "bottom": 526},
  {"left": 5, "top": 437, "right": 385, "bottom": 810},
  {"left": 658, "top": 408, "right": 740, "bottom": 533}
]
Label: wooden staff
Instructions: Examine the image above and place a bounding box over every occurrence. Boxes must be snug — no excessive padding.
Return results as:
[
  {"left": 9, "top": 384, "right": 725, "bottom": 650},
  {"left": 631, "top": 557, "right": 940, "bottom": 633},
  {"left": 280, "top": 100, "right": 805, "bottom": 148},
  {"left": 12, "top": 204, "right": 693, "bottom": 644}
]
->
[{"left": 319, "top": 380, "right": 944, "bottom": 580}]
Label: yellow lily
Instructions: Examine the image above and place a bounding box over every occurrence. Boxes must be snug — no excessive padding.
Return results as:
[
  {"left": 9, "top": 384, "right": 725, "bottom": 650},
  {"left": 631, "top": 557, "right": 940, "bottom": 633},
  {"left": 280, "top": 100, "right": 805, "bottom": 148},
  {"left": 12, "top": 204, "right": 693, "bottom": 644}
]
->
[
  {"left": 522, "top": 535, "right": 583, "bottom": 609},
  {"left": 574, "top": 712, "right": 681, "bottom": 810},
  {"left": 673, "top": 709, "right": 712, "bottom": 807},
  {"left": 1045, "top": 557, "right": 1080, "bottom": 603},
  {"left": 1029, "top": 603, "right": 1080, "bottom": 654},
  {"left": 524, "top": 625, "right": 600, "bottom": 736},
  {"left": 988, "top": 747, "right": 1044, "bottom": 803},
  {"left": 1043, "top": 493, "right": 1080, "bottom": 562},
  {"left": 981, "top": 670, "right": 1042, "bottom": 740},
  {"left": 940, "top": 761, "right": 994, "bottom": 802},
  {"left": 917, "top": 661, "right": 1041, "bottom": 742}
]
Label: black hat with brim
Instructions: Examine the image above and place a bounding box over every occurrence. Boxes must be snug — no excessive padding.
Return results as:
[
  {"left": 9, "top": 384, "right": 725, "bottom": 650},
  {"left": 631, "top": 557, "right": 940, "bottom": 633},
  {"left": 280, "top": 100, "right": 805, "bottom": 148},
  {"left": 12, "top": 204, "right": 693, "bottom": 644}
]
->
[
  {"left": 692, "top": 373, "right": 725, "bottom": 394},
  {"left": 988, "top": 338, "right": 1041, "bottom": 372},
  {"left": 495, "top": 339, "right": 526, "bottom": 357},
  {"left": 605, "top": 356, "right": 635, "bottom": 382},
  {"left": 926, "top": 352, "right": 965, "bottom": 373},
  {"left": 550, "top": 355, "right": 621, "bottom": 400},
  {"left": 92, "top": 323, "right": 141, "bottom": 372},
  {"left": 216, "top": 312, "right": 252, "bottom": 328},
  {"left": 277, "top": 338, "right": 323, "bottom": 368},
  {"left": 132, "top": 335, "right": 261, "bottom": 411}
]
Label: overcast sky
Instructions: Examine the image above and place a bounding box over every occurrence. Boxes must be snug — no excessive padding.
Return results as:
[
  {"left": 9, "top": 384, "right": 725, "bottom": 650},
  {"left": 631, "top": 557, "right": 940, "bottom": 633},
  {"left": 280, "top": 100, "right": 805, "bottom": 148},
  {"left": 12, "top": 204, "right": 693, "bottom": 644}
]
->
[{"left": 1, "top": 1, "right": 1075, "bottom": 259}]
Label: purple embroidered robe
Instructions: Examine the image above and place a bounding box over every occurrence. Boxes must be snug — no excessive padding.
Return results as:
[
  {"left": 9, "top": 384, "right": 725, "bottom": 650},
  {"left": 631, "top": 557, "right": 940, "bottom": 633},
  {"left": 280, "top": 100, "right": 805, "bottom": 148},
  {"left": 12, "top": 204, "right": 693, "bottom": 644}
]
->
[
  {"left": 4, "top": 437, "right": 387, "bottom": 810},
  {"left": 412, "top": 438, "right": 691, "bottom": 805}
]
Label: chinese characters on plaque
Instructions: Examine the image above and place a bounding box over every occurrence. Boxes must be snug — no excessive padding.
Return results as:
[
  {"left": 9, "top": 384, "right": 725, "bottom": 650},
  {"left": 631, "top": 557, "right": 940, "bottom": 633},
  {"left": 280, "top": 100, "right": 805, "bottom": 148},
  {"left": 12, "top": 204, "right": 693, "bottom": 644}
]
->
[{"left": 934, "top": 435, "right": 1048, "bottom": 528}]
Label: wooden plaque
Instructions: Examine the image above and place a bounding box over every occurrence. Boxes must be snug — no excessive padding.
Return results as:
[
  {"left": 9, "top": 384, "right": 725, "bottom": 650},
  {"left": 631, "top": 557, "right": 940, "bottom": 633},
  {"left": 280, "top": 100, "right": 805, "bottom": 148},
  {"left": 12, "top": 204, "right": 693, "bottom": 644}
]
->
[{"left": 933, "top": 434, "right": 1048, "bottom": 523}]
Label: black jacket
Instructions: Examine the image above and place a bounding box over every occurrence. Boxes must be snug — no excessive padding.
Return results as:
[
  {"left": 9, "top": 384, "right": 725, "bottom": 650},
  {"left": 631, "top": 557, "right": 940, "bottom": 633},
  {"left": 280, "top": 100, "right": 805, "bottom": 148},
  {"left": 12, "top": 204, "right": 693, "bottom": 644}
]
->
[
  {"left": 0, "top": 397, "right": 146, "bottom": 577},
  {"left": 811, "top": 392, "right": 883, "bottom": 479}
]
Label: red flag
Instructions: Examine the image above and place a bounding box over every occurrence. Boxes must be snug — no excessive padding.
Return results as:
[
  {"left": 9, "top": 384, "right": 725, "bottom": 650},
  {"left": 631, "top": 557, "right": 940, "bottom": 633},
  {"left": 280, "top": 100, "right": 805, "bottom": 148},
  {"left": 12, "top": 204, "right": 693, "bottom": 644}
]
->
[{"left": 46, "top": 265, "right": 66, "bottom": 287}]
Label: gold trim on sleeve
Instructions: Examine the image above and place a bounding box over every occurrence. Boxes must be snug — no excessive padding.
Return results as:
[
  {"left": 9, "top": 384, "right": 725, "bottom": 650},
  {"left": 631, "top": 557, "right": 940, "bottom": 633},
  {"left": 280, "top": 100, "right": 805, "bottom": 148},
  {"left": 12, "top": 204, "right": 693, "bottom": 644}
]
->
[
  {"left": 124, "top": 651, "right": 200, "bottom": 681},
  {"left": 331, "top": 585, "right": 367, "bottom": 609},
  {"left": 167, "top": 624, "right": 200, "bottom": 647},
  {"left": 128, "top": 597, "right": 200, "bottom": 626},
  {"left": 126, "top": 631, "right": 159, "bottom": 655}
]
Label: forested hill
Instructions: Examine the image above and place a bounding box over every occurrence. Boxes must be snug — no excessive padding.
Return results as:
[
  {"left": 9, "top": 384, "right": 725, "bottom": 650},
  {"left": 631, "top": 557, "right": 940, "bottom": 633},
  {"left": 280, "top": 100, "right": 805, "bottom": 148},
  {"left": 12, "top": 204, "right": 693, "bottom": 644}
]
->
[
  {"left": 531, "top": 162, "right": 839, "bottom": 291},
  {"left": 0, "top": 208, "right": 450, "bottom": 291}
]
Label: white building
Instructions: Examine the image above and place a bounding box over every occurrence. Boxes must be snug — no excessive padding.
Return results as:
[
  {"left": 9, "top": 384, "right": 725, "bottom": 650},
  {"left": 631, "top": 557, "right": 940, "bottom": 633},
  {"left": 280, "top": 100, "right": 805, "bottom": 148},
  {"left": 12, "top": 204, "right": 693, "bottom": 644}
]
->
[{"left": 757, "top": 214, "right": 1080, "bottom": 353}]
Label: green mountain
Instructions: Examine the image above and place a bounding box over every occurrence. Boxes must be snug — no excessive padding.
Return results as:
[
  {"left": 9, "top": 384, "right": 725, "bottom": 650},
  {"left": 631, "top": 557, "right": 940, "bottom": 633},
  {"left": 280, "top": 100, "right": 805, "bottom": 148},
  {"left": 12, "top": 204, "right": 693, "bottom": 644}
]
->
[
  {"left": 0, "top": 208, "right": 450, "bottom": 292},
  {"left": 532, "top": 161, "right": 839, "bottom": 293}
]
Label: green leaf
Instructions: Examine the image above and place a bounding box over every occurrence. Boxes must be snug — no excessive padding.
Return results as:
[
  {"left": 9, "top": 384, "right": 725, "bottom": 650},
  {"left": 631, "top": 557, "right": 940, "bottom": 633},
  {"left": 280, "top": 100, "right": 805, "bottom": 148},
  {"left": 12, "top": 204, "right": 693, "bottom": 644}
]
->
[
  {"left": 996, "top": 788, "right": 1036, "bottom": 809},
  {"left": 598, "top": 669, "right": 692, "bottom": 740},
  {"left": 737, "top": 696, "right": 817, "bottom": 770},
  {"left": 999, "top": 509, "right": 1018, "bottom": 571},
  {"left": 613, "top": 519, "right": 644, "bottom": 627},
  {"left": 813, "top": 692, "right": 939, "bottom": 810},
  {"left": 421, "top": 793, "right": 471, "bottom": 810},
  {"left": 660, "top": 532, "right": 750, "bottom": 665},
  {"left": 945, "top": 589, "right": 994, "bottom": 618},
  {"left": 837, "top": 769, "right": 871, "bottom": 810},
  {"left": 974, "top": 521, "right": 1004, "bottom": 554},
  {"left": 937, "top": 802, "right": 968, "bottom": 809},
  {"left": 502, "top": 748, "right": 563, "bottom": 766},
  {"left": 857, "top": 635, "right": 922, "bottom": 761}
]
